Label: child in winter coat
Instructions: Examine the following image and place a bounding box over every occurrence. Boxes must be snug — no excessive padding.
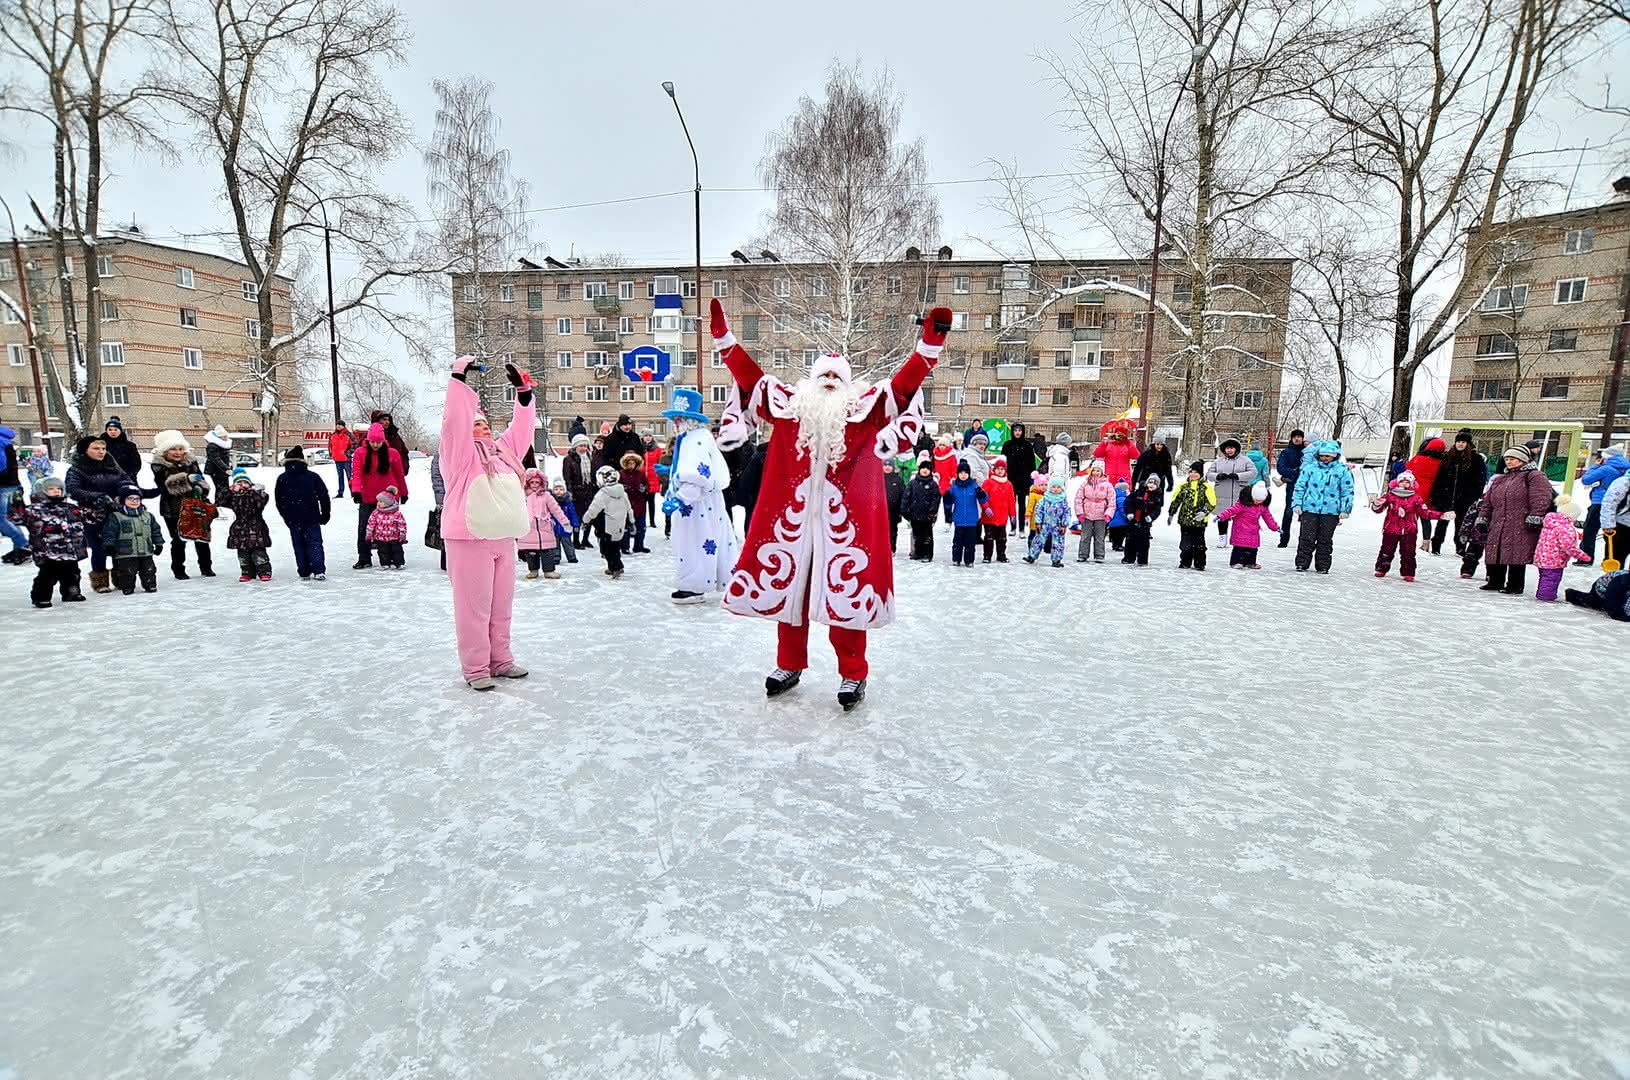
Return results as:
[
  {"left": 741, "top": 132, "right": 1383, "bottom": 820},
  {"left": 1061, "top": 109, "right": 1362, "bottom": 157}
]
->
[
  {"left": 1024, "top": 476, "right": 1071, "bottom": 567},
  {"left": 883, "top": 460, "right": 905, "bottom": 554},
  {"left": 1457, "top": 495, "right": 1491, "bottom": 580},
  {"left": 1216, "top": 482, "right": 1280, "bottom": 569},
  {"left": 1121, "top": 477, "right": 1165, "bottom": 566},
  {"left": 901, "top": 460, "right": 942, "bottom": 561},
  {"left": 582, "top": 465, "right": 634, "bottom": 578},
  {"left": 13, "top": 474, "right": 88, "bottom": 607},
  {"left": 1564, "top": 568, "right": 1630, "bottom": 620},
  {"left": 24, "top": 445, "right": 52, "bottom": 486},
  {"left": 1369, "top": 470, "right": 1442, "bottom": 581},
  {"left": 550, "top": 480, "right": 580, "bottom": 565},
  {"left": 981, "top": 458, "right": 1016, "bottom": 563},
  {"left": 1167, "top": 462, "right": 1217, "bottom": 570},
  {"left": 1533, "top": 502, "right": 1589, "bottom": 602},
  {"left": 944, "top": 461, "right": 989, "bottom": 567},
  {"left": 1108, "top": 479, "right": 1130, "bottom": 551},
  {"left": 1072, "top": 460, "right": 1116, "bottom": 563},
  {"left": 365, "top": 485, "right": 409, "bottom": 569},
  {"left": 274, "top": 445, "right": 330, "bottom": 580},
  {"left": 617, "top": 451, "right": 651, "bottom": 555},
  {"left": 222, "top": 467, "right": 275, "bottom": 581},
  {"left": 519, "top": 470, "right": 573, "bottom": 579},
  {"left": 102, "top": 483, "right": 163, "bottom": 594}
]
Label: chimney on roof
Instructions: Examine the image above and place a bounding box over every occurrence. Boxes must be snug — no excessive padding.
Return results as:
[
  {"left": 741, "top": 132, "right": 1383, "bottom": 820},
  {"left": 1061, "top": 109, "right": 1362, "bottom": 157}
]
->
[
  {"left": 730, "top": 249, "right": 751, "bottom": 264},
  {"left": 544, "top": 256, "right": 568, "bottom": 269},
  {"left": 905, "top": 246, "right": 922, "bottom": 261},
  {"left": 759, "top": 249, "right": 780, "bottom": 263},
  {"left": 937, "top": 245, "right": 953, "bottom": 261},
  {"left": 518, "top": 257, "right": 542, "bottom": 270}
]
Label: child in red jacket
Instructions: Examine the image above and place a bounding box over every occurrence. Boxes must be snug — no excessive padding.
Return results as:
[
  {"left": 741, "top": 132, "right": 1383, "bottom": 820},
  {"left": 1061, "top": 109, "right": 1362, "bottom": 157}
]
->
[
  {"left": 1370, "top": 470, "right": 1443, "bottom": 581},
  {"left": 981, "top": 458, "right": 1017, "bottom": 562}
]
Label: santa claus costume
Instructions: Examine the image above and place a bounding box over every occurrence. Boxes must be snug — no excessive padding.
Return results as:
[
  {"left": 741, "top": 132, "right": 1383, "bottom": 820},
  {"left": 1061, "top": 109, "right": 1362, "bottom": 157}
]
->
[
  {"left": 661, "top": 386, "right": 738, "bottom": 604},
  {"left": 1091, "top": 417, "right": 1139, "bottom": 486},
  {"left": 714, "top": 298, "right": 950, "bottom": 710}
]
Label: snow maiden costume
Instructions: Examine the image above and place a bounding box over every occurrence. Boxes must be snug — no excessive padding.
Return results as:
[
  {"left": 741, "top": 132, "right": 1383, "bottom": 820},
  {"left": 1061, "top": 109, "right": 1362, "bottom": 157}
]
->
[
  {"left": 438, "top": 357, "right": 536, "bottom": 691},
  {"left": 714, "top": 298, "right": 949, "bottom": 710},
  {"left": 661, "top": 386, "right": 737, "bottom": 603}
]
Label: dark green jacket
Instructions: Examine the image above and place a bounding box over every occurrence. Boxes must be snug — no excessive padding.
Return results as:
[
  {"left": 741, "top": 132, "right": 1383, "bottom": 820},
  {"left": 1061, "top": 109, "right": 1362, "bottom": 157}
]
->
[{"left": 101, "top": 507, "right": 163, "bottom": 558}]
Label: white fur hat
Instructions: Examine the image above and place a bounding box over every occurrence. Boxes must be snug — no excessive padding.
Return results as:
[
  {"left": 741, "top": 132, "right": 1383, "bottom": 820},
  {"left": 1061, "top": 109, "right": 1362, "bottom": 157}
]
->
[
  {"left": 151, "top": 429, "right": 190, "bottom": 456},
  {"left": 809, "top": 353, "right": 853, "bottom": 385}
]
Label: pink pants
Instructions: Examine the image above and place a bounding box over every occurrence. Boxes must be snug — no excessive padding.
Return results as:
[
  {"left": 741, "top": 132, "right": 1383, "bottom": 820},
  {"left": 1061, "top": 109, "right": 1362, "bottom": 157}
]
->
[{"left": 445, "top": 537, "right": 518, "bottom": 680}]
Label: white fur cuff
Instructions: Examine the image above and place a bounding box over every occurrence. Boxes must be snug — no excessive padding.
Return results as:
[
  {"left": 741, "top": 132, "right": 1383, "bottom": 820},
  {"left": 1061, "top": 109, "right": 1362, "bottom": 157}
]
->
[
  {"left": 917, "top": 341, "right": 943, "bottom": 359},
  {"left": 716, "top": 331, "right": 737, "bottom": 350}
]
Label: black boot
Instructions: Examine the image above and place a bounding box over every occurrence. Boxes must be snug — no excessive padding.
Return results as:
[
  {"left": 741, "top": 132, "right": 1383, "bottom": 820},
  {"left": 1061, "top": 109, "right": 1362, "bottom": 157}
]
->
[
  {"left": 671, "top": 590, "right": 705, "bottom": 605},
  {"left": 837, "top": 679, "right": 867, "bottom": 711},
  {"left": 765, "top": 668, "right": 801, "bottom": 697}
]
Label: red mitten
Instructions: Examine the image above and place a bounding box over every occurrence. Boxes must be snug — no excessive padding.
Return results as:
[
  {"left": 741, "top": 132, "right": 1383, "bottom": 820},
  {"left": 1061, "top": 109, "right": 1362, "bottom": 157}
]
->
[
  {"left": 921, "top": 306, "right": 953, "bottom": 348},
  {"left": 709, "top": 298, "right": 731, "bottom": 341}
]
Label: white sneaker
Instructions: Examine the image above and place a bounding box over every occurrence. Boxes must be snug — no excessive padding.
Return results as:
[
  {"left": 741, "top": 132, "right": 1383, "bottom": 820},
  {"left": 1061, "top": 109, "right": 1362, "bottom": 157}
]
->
[
  {"left": 467, "top": 676, "right": 496, "bottom": 691},
  {"left": 312, "top": 573, "right": 326, "bottom": 581},
  {"left": 493, "top": 663, "right": 528, "bottom": 679}
]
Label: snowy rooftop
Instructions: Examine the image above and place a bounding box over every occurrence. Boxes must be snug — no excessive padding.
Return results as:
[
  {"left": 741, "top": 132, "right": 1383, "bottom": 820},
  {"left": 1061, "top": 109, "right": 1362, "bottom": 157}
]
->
[{"left": 1, "top": 464, "right": 1625, "bottom": 1077}]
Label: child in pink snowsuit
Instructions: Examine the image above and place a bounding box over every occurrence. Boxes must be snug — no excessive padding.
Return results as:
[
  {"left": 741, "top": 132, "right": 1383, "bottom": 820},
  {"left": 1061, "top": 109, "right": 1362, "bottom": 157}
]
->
[
  {"left": 1534, "top": 507, "right": 1588, "bottom": 602},
  {"left": 439, "top": 357, "right": 537, "bottom": 690},
  {"left": 1369, "top": 470, "right": 1443, "bottom": 581},
  {"left": 519, "top": 469, "right": 573, "bottom": 580},
  {"left": 1214, "top": 482, "right": 1279, "bottom": 568},
  {"left": 365, "top": 485, "right": 409, "bottom": 568}
]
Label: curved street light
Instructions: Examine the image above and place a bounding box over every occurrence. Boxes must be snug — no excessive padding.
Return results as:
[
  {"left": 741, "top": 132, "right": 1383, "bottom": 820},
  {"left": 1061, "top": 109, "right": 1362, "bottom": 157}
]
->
[{"left": 663, "top": 81, "right": 704, "bottom": 398}]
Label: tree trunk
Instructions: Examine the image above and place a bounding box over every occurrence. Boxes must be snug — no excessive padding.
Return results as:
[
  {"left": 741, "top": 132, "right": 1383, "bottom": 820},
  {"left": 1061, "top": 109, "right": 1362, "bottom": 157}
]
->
[{"left": 1179, "top": 35, "right": 1214, "bottom": 461}]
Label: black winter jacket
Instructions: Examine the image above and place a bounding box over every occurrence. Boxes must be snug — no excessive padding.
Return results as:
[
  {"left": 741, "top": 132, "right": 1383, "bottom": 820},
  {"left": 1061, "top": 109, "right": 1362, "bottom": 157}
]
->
[
  {"left": 64, "top": 448, "right": 129, "bottom": 524},
  {"left": 102, "top": 432, "right": 142, "bottom": 479},
  {"left": 1132, "top": 445, "right": 1174, "bottom": 491},
  {"left": 901, "top": 474, "right": 943, "bottom": 522},
  {"left": 1004, "top": 437, "right": 1038, "bottom": 490},
  {"left": 884, "top": 470, "right": 905, "bottom": 521},
  {"left": 274, "top": 461, "right": 331, "bottom": 527},
  {"left": 1430, "top": 450, "right": 1488, "bottom": 514}
]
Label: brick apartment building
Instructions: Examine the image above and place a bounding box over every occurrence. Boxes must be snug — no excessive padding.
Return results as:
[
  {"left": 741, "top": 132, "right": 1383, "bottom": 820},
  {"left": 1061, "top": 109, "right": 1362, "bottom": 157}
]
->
[
  {"left": 0, "top": 230, "right": 296, "bottom": 455},
  {"left": 450, "top": 250, "right": 1292, "bottom": 450},
  {"left": 1445, "top": 185, "right": 1630, "bottom": 449}
]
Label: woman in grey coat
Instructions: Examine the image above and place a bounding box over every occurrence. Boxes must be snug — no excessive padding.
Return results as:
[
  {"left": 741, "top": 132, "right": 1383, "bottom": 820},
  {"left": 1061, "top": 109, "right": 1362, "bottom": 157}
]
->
[{"left": 1206, "top": 438, "right": 1258, "bottom": 546}]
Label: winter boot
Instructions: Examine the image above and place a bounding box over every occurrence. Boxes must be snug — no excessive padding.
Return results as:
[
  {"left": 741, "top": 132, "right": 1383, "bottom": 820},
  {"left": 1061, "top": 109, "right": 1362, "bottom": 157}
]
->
[
  {"left": 61, "top": 581, "right": 86, "bottom": 602},
  {"left": 765, "top": 668, "right": 802, "bottom": 697},
  {"left": 671, "top": 590, "right": 705, "bottom": 605},
  {"left": 89, "top": 569, "right": 113, "bottom": 594},
  {"left": 525, "top": 569, "right": 539, "bottom": 580},
  {"left": 493, "top": 663, "right": 528, "bottom": 679},
  {"left": 543, "top": 570, "right": 561, "bottom": 579},
  {"left": 467, "top": 676, "right": 496, "bottom": 692},
  {"left": 837, "top": 679, "right": 867, "bottom": 711},
  {"left": 239, "top": 574, "right": 253, "bottom": 582},
  {"left": 352, "top": 558, "right": 372, "bottom": 570}
]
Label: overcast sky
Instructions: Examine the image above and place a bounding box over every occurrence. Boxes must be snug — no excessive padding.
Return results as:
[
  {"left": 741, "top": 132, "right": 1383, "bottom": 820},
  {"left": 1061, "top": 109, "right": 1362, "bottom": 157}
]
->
[{"left": 4, "top": 0, "right": 1626, "bottom": 418}]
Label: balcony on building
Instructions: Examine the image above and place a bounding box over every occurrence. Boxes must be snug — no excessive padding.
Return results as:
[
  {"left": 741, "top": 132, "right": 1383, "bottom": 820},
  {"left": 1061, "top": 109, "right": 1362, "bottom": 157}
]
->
[
  {"left": 1073, "top": 290, "right": 1106, "bottom": 306},
  {"left": 591, "top": 330, "right": 619, "bottom": 346},
  {"left": 1070, "top": 340, "right": 1102, "bottom": 381},
  {"left": 592, "top": 295, "right": 620, "bottom": 315},
  {"left": 996, "top": 363, "right": 1028, "bottom": 381}
]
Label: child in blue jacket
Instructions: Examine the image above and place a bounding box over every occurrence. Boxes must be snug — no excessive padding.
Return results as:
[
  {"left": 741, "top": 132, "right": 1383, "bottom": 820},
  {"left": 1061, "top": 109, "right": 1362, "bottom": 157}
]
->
[
  {"left": 551, "top": 480, "right": 580, "bottom": 564},
  {"left": 1107, "top": 479, "right": 1130, "bottom": 551},
  {"left": 943, "top": 461, "right": 989, "bottom": 567}
]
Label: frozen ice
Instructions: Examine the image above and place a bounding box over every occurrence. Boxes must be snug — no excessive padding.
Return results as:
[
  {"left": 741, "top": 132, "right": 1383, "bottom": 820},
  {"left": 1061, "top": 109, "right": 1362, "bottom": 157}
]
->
[{"left": 1, "top": 464, "right": 1626, "bottom": 1078}]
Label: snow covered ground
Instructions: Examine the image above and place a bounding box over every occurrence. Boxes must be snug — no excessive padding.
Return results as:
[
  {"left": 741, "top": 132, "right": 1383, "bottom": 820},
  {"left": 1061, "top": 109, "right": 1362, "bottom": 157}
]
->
[{"left": 2, "top": 462, "right": 1627, "bottom": 1079}]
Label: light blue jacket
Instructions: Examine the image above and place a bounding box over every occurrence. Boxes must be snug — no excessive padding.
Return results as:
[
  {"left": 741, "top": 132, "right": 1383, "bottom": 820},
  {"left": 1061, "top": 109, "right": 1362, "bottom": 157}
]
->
[{"left": 1290, "top": 440, "right": 1354, "bottom": 516}]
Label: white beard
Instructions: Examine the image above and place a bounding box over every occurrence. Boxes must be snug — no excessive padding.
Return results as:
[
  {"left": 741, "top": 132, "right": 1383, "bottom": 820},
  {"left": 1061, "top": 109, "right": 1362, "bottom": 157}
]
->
[{"left": 789, "top": 378, "right": 859, "bottom": 465}]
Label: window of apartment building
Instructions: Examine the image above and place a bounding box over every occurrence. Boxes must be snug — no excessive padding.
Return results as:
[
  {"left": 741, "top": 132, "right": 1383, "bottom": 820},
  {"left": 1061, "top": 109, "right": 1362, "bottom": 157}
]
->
[
  {"left": 952, "top": 274, "right": 970, "bottom": 294},
  {"left": 1051, "top": 388, "right": 1069, "bottom": 406},
  {"left": 952, "top": 312, "right": 969, "bottom": 332},
  {"left": 1059, "top": 273, "right": 1080, "bottom": 291},
  {"left": 187, "top": 388, "right": 206, "bottom": 409},
  {"left": 1171, "top": 277, "right": 1192, "bottom": 303},
  {"left": 183, "top": 347, "right": 203, "bottom": 370},
  {"left": 1002, "top": 265, "right": 1029, "bottom": 290},
  {"left": 501, "top": 385, "right": 517, "bottom": 404},
  {"left": 1054, "top": 349, "right": 1072, "bottom": 367},
  {"left": 555, "top": 283, "right": 571, "bottom": 301},
  {"left": 557, "top": 351, "right": 572, "bottom": 368},
  {"left": 1203, "top": 314, "right": 1227, "bottom": 332},
  {"left": 465, "top": 318, "right": 483, "bottom": 338},
  {"left": 980, "top": 350, "right": 996, "bottom": 368},
  {"left": 1132, "top": 312, "right": 1147, "bottom": 332},
  {"left": 1162, "top": 390, "right": 1182, "bottom": 412},
  {"left": 15, "top": 384, "right": 30, "bottom": 405},
  {"left": 980, "top": 274, "right": 997, "bottom": 293},
  {"left": 771, "top": 313, "right": 790, "bottom": 334},
  {"left": 999, "top": 305, "right": 1026, "bottom": 328},
  {"left": 679, "top": 315, "right": 697, "bottom": 335},
  {"left": 809, "top": 276, "right": 828, "bottom": 297},
  {"left": 712, "top": 279, "right": 729, "bottom": 298},
  {"left": 1242, "top": 314, "right": 1269, "bottom": 332},
  {"left": 1554, "top": 277, "right": 1587, "bottom": 304},
  {"left": 1087, "top": 390, "right": 1111, "bottom": 408},
  {"left": 681, "top": 280, "right": 698, "bottom": 298},
  {"left": 1474, "top": 333, "right": 1515, "bottom": 357},
  {"left": 585, "top": 386, "right": 609, "bottom": 402},
  {"left": 617, "top": 281, "right": 635, "bottom": 301},
  {"left": 619, "top": 316, "right": 635, "bottom": 335},
  {"left": 681, "top": 350, "right": 697, "bottom": 368},
  {"left": 584, "top": 317, "right": 608, "bottom": 334},
  {"left": 175, "top": 266, "right": 195, "bottom": 289},
  {"left": 979, "top": 386, "right": 1009, "bottom": 407},
  {"left": 585, "top": 351, "right": 608, "bottom": 369},
  {"left": 711, "top": 349, "right": 724, "bottom": 368},
  {"left": 946, "top": 387, "right": 965, "bottom": 407},
  {"left": 524, "top": 318, "right": 544, "bottom": 343},
  {"left": 711, "top": 384, "right": 729, "bottom": 404},
  {"left": 1540, "top": 376, "right": 1570, "bottom": 400},
  {"left": 647, "top": 275, "right": 677, "bottom": 297},
  {"left": 6, "top": 345, "right": 23, "bottom": 366},
  {"left": 646, "top": 385, "right": 664, "bottom": 403},
  {"left": 97, "top": 255, "right": 113, "bottom": 277},
  {"left": 180, "top": 307, "right": 198, "bottom": 328},
  {"left": 1019, "top": 387, "right": 1040, "bottom": 406},
  {"left": 496, "top": 283, "right": 513, "bottom": 303},
  {"left": 1471, "top": 378, "right": 1514, "bottom": 401},
  {"left": 1056, "top": 312, "right": 1075, "bottom": 331},
  {"left": 462, "top": 284, "right": 478, "bottom": 302},
  {"left": 558, "top": 385, "right": 573, "bottom": 402},
  {"left": 1135, "top": 274, "right": 1151, "bottom": 293},
  {"left": 2, "top": 303, "right": 16, "bottom": 324},
  {"left": 104, "top": 384, "right": 129, "bottom": 406},
  {"left": 1563, "top": 227, "right": 1595, "bottom": 254},
  {"left": 947, "top": 349, "right": 967, "bottom": 368},
  {"left": 885, "top": 275, "right": 902, "bottom": 296},
  {"left": 1547, "top": 328, "right": 1578, "bottom": 351},
  {"left": 619, "top": 385, "right": 636, "bottom": 403},
  {"left": 583, "top": 281, "right": 606, "bottom": 301},
  {"left": 99, "top": 299, "right": 118, "bottom": 321},
  {"left": 246, "top": 319, "right": 261, "bottom": 340},
  {"left": 772, "top": 276, "right": 791, "bottom": 298},
  {"left": 1238, "top": 352, "right": 1268, "bottom": 370},
  {"left": 802, "top": 349, "right": 817, "bottom": 369},
  {"left": 497, "top": 318, "right": 513, "bottom": 335},
  {"left": 923, "top": 279, "right": 938, "bottom": 302},
  {"left": 1482, "top": 283, "right": 1528, "bottom": 311},
  {"left": 99, "top": 342, "right": 125, "bottom": 366},
  {"left": 741, "top": 314, "right": 760, "bottom": 341},
  {"left": 1233, "top": 390, "right": 1266, "bottom": 410},
  {"left": 772, "top": 348, "right": 788, "bottom": 370},
  {"left": 527, "top": 287, "right": 543, "bottom": 310},
  {"left": 557, "top": 317, "right": 571, "bottom": 335},
  {"left": 1101, "top": 350, "right": 1116, "bottom": 369}
]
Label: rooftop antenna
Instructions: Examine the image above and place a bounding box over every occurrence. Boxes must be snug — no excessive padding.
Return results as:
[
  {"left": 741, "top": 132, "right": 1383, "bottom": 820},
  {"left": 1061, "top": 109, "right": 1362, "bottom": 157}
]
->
[{"left": 1562, "top": 141, "right": 1589, "bottom": 211}]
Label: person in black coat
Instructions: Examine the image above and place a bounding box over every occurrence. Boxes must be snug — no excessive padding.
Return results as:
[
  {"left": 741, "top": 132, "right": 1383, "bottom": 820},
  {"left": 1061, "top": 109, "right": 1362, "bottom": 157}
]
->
[
  {"left": 569, "top": 415, "right": 587, "bottom": 439},
  {"left": 1003, "top": 423, "right": 1039, "bottom": 532},
  {"left": 562, "top": 434, "right": 598, "bottom": 548},
  {"left": 1132, "top": 439, "right": 1174, "bottom": 492},
  {"left": 370, "top": 411, "right": 413, "bottom": 475},
  {"left": 1428, "top": 430, "right": 1489, "bottom": 555},
  {"left": 914, "top": 430, "right": 934, "bottom": 457},
  {"left": 274, "top": 445, "right": 332, "bottom": 579},
  {"left": 882, "top": 459, "right": 906, "bottom": 553},
  {"left": 737, "top": 435, "right": 770, "bottom": 533},
  {"left": 900, "top": 461, "right": 943, "bottom": 560},
  {"left": 99, "top": 416, "right": 143, "bottom": 480},
  {"left": 65, "top": 434, "right": 135, "bottom": 592},
  {"left": 601, "top": 414, "right": 644, "bottom": 473}
]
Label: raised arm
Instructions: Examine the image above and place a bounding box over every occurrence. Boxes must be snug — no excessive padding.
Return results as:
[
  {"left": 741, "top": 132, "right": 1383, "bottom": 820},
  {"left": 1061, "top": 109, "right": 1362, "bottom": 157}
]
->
[
  {"left": 709, "top": 299, "right": 765, "bottom": 394},
  {"left": 498, "top": 362, "right": 537, "bottom": 460},
  {"left": 439, "top": 357, "right": 482, "bottom": 478},
  {"left": 888, "top": 306, "right": 952, "bottom": 407}
]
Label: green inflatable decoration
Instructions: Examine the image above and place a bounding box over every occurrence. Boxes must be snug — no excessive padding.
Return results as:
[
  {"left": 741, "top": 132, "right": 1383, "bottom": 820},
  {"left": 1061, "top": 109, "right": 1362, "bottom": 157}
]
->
[{"left": 980, "top": 418, "right": 1012, "bottom": 454}]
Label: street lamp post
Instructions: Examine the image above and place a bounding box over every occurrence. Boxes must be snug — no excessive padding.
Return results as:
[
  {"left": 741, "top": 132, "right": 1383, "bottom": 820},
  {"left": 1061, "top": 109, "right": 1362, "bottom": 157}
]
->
[
  {"left": 1137, "top": 45, "right": 1207, "bottom": 450},
  {"left": 292, "top": 175, "right": 343, "bottom": 427},
  {"left": 663, "top": 81, "right": 704, "bottom": 399}
]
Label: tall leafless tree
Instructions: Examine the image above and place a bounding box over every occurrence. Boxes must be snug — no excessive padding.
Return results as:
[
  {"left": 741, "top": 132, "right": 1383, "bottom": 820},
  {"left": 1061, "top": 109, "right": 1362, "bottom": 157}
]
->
[
  {"left": 756, "top": 61, "right": 940, "bottom": 378},
  {"left": 0, "top": 0, "right": 167, "bottom": 439},
  {"left": 156, "top": 0, "right": 423, "bottom": 450}
]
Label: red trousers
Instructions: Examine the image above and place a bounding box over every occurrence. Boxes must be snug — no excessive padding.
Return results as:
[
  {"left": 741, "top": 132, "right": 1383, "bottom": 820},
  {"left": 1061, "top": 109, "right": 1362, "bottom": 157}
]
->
[{"left": 777, "top": 621, "right": 869, "bottom": 680}]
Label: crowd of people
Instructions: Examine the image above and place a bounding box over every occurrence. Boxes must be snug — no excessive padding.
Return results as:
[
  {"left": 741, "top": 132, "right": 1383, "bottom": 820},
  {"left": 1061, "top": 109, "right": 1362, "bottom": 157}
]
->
[{"left": 4, "top": 408, "right": 1629, "bottom": 627}]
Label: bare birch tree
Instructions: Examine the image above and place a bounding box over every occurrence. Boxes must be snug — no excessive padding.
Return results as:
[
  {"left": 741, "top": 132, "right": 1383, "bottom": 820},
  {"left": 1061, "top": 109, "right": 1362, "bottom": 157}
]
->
[
  {"left": 756, "top": 61, "right": 940, "bottom": 378},
  {"left": 0, "top": 0, "right": 166, "bottom": 439},
  {"left": 156, "top": 0, "right": 422, "bottom": 450}
]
